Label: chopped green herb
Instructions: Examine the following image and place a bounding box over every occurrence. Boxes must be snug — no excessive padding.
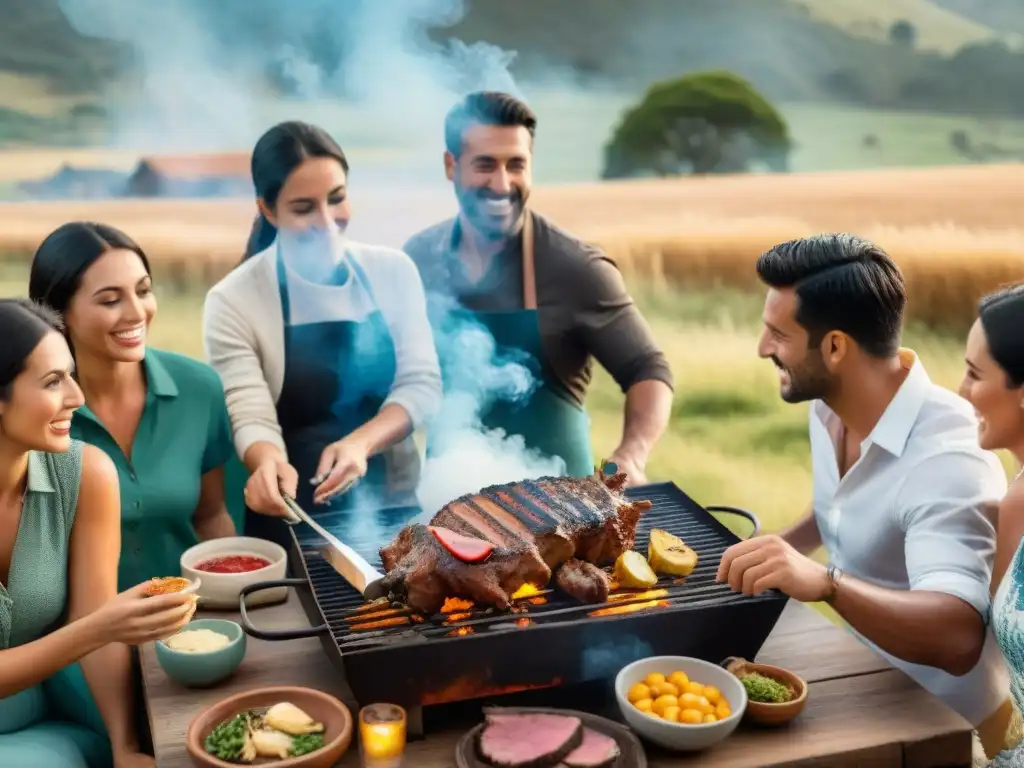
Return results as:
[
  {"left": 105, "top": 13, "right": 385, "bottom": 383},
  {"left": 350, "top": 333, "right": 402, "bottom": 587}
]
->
[
  {"left": 290, "top": 732, "right": 325, "bottom": 756},
  {"left": 741, "top": 672, "right": 792, "bottom": 703},
  {"left": 204, "top": 712, "right": 251, "bottom": 761}
]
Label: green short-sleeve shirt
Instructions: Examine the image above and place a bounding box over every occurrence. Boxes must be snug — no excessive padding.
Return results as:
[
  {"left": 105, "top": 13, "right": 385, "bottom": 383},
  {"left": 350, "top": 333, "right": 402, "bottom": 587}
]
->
[{"left": 71, "top": 348, "right": 235, "bottom": 591}]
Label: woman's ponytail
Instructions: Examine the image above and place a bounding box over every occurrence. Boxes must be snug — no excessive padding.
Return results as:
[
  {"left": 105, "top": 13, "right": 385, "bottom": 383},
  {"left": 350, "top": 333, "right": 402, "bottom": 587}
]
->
[{"left": 242, "top": 213, "right": 277, "bottom": 262}]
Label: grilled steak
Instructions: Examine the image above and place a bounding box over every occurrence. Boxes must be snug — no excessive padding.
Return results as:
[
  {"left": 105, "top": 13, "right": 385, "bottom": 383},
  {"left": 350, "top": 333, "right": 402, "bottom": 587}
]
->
[
  {"left": 555, "top": 559, "right": 610, "bottom": 604},
  {"left": 477, "top": 711, "right": 583, "bottom": 767},
  {"left": 562, "top": 728, "right": 621, "bottom": 767},
  {"left": 379, "top": 466, "right": 651, "bottom": 613}
]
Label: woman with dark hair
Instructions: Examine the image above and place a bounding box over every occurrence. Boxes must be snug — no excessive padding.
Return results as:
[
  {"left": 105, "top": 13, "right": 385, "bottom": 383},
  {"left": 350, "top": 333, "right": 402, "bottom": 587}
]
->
[
  {"left": 29, "top": 221, "right": 238, "bottom": 589},
  {"left": 959, "top": 283, "right": 1024, "bottom": 766},
  {"left": 0, "top": 298, "right": 197, "bottom": 767},
  {"left": 204, "top": 120, "right": 441, "bottom": 554}
]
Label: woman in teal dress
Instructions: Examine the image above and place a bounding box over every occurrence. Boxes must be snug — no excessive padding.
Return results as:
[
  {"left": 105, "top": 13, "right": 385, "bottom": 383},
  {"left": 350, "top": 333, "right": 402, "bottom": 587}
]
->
[
  {"left": 0, "top": 298, "right": 197, "bottom": 767},
  {"left": 29, "top": 221, "right": 240, "bottom": 590},
  {"left": 958, "top": 283, "right": 1024, "bottom": 766}
]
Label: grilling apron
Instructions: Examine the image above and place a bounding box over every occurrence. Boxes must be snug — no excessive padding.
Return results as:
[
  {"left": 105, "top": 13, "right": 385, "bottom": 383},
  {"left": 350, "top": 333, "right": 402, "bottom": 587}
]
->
[
  {"left": 244, "top": 250, "right": 421, "bottom": 561},
  {"left": 434, "top": 214, "right": 595, "bottom": 478}
]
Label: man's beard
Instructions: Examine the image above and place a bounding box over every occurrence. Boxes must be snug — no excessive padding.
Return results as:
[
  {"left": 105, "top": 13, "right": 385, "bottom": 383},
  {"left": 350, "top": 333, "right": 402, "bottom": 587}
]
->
[
  {"left": 456, "top": 184, "right": 526, "bottom": 240},
  {"left": 772, "top": 353, "right": 833, "bottom": 404}
]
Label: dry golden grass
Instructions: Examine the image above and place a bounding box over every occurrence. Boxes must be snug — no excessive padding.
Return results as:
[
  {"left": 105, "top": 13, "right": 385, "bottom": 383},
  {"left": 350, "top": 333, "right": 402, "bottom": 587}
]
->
[{"left": 1, "top": 163, "right": 1023, "bottom": 328}]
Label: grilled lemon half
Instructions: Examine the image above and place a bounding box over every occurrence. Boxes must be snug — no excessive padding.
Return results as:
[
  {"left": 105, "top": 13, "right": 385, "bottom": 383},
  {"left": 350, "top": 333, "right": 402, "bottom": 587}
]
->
[
  {"left": 647, "top": 529, "right": 698, "bottom": 576},
  {"left": 613, "top": 550, "right": 659, "bottom": 589}
]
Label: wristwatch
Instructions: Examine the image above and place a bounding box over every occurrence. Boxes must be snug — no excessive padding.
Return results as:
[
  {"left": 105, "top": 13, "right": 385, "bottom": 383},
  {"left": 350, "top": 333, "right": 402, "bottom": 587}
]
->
[{"left": 823, "top": 564, "right": 844, "bottom": 603}]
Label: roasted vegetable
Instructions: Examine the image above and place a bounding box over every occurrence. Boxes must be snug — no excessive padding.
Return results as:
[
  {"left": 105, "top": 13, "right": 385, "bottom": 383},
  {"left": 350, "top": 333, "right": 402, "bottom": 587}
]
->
[
  {"left": 741, "top": 672, "right": 792, "bottom": 703},
  {"left": 204, "top": 712, "right": 253, "bottom": 762},
  {"left": 647, "top": 529, "right": 698, "bottom": 576},
  {"left": 252, "top": 728, "right": 294, "bottom": 759},
  {"left": 290, "top": 733, "right": 326, "bottom": 756},
  {"left": 613, "top": 551, "right": 658, "bottom": 589},
  {"left": 265, "top": 702, "right": 324, "bottom": 736}
]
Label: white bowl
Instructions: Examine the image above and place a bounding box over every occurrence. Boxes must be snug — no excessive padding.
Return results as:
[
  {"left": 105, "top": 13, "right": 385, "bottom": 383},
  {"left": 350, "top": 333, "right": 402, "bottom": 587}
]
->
[
  {"left": 615, "top": 656, "right": 747, "bottom": 751},
  {"left": 180, "top": 537, "right": 288, "bottom": 609}
]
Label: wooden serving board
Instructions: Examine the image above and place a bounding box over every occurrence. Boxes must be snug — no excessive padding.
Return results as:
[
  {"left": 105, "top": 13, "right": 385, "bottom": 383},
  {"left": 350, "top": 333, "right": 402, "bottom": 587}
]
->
[{"left": 455, "top": 706, "right": 646, "bottom": 768}]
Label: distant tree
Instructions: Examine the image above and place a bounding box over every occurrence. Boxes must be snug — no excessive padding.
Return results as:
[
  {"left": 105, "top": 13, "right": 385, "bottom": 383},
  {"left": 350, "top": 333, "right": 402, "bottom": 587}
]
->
[
  {"left": 601, "top": 71, "right": 791, "bottom": 178},
  {"left": 889, "top": 20, "right": 917, "bottom": 48}
]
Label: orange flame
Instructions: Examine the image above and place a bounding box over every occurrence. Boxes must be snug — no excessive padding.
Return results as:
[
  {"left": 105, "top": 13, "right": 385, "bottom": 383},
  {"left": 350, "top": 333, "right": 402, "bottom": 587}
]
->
[
  {"left": 345, "top": 607, "right": 407, "bottom": 623},
  {"left": 515, "top": 617, "right": 533, "bottom": 628},
  {"left": 510, "top": 583, "right": 543, "bottom": 599},
  {"left": 349, "top": 616, "right": 412, "bottom": 631},
  {"left": 441, "top": 597, "right": 474, "bottom": 613},
  {"left": 446, "top": 626, "right": 474, "bottom": 637},
  {"left": 443, "top": 612, "right": 472, "bottom": 624},
  {"left": 588, "top": 599, "right": 671, "bottom": 617},
  {"left": 607, "top": 589, "right": 669, "bottom": 602}
]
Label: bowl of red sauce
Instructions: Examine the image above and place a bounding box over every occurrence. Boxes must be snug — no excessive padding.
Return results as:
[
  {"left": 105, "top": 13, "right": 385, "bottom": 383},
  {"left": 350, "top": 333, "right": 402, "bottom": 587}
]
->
[{"left": 180, "top": 537, "right": 288, "bottom": 609}]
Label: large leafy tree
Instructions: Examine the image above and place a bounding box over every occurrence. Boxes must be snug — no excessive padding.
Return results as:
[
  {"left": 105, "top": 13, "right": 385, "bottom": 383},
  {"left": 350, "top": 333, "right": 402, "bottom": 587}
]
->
[{"left": 602, "top": 70, "right": 792, "bottom": 178}]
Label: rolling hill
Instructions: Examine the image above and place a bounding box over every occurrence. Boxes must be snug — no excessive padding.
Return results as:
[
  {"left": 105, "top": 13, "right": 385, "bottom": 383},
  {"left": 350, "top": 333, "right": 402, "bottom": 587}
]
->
[
  {"left": 2, "top": 0, "right": 1024, "bottom": 149},
  {"left": 791, "top": 0, "right": 1003, "bottom": 53}
]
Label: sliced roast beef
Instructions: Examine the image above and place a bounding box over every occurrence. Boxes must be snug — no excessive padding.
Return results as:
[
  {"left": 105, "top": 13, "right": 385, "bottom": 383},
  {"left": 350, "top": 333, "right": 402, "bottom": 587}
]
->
[
  {"left": 562, "top": 728, "right": 621, "bottom": 768},
  {"left": 477, "top": 711, "right": 583, "bottom": 768}
]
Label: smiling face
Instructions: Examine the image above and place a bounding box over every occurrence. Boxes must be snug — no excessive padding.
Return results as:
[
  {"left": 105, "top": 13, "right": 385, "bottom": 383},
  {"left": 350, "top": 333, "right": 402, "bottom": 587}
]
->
[
  {"left": 757, "top": 287, "right": 834, "bottom": 403},
  {"left": 445, "top": 123, "right": 532, "bottom": 240},
  {"left": 63, "top": 248, "right": 156, "bottom": 365},
  {"left": 259, "top": 156, "right": 350, "bottom": 278},
  {"left": 0, "top": 331, "right": 84, "bottom": 452},
  {"left": 959, "top": 318, "right": 1024, "bottom": 452}
]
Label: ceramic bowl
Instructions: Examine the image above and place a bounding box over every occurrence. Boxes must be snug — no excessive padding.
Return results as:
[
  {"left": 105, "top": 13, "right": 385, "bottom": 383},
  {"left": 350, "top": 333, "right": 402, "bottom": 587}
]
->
[
  {"left": 722, "top": 657, "right": 808, "bottom": 726},
  {"left": 186, "top": 686, "right": 353, "bottom": 768},
  {"left": 155, "top": 619, "right": 247, "bottom": 688},
  {"left": 180, "top": 537, "right": 288, "bottom": 609},
  {"left": 615, "top": 655, "right": 746, "bottom": 751}
]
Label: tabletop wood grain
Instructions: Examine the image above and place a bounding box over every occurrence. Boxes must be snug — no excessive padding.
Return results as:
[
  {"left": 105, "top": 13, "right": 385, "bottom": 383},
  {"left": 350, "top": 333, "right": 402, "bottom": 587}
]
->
[{"left": 141, "top": 594, "right": 973, "bottom": 768}]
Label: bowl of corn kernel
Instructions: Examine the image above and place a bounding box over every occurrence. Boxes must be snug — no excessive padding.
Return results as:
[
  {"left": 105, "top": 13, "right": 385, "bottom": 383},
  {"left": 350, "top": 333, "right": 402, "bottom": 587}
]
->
[{"left": 614, "top": 656, "right": 747, "bottom": 751}]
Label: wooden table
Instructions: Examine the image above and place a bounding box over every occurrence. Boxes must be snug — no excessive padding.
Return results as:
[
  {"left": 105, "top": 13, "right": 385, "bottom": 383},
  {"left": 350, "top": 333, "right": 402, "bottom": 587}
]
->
[{"left": 142, "top": 594, "right": 974, "bottom": 767}]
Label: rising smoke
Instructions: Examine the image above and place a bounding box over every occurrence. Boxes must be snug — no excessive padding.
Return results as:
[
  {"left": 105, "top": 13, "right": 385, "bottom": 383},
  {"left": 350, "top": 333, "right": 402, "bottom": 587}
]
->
[
  {"left": 413, "top": 294, "right": 567, "bottom": 521},
  {"left": 57, "top": 0, "right": 522, "bottom": 158},
  {"left": 56, "top": 0, "right": 571, "bottom": 521}
]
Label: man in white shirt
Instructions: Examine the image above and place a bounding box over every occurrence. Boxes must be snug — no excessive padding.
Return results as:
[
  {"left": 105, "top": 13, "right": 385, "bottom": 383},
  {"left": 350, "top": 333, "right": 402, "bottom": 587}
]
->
[{"left": 717, "top": 233, "right": 1013, "bottom": 757}]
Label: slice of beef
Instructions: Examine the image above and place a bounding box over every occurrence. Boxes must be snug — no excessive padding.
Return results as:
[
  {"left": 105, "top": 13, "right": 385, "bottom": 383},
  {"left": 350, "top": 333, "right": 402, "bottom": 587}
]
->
[
  {"left": 555, "top": 559, "right": 610, "bottom": 604},
  {"left": 562, "top": 728, "right": 621, "bottom": 768},
  {"left": 477, "top": 711, "right": 583, "bottom": 768},
  {"left": 380, "top": 466, "right": 651, "bottom": 613}
]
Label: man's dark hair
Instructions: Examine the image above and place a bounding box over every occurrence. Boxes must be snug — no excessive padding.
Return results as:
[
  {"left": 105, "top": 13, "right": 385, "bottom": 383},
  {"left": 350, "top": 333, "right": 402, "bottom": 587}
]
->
[
  {"left": 444, "top": 91, "right": 537, "bottom": 156},
  {"left": 756, "top": 233, "right": 906, "bottom": 358}
]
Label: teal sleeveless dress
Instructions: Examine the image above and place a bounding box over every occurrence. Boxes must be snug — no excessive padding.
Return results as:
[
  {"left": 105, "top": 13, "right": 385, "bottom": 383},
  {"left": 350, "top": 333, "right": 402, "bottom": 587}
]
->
[
  {"left": 988, "top": 516, "right": 1024, "bottom": 766},
  {"left": 0, "top": 442, "right": 112, "bottom": 767}
]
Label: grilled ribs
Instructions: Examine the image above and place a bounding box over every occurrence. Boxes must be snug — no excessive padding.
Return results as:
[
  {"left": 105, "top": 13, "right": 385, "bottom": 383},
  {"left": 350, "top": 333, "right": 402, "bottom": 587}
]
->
[{"left": 378, "top": 466, "right": 652, "bottom": 614}]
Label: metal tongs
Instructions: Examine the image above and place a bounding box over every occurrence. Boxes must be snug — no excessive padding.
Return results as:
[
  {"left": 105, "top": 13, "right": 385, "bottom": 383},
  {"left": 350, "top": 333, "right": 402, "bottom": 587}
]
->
[{"left": 281, "top": 493, "right": 388, "bottom": 601}]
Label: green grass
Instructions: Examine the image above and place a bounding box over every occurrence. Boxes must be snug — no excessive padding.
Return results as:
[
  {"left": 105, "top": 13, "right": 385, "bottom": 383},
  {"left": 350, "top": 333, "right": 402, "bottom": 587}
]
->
[
  {"left": 4, "top": 261, "right": 1011, "bottom": 537},
  {"left": 8, "top": 261, "right": 1014, "bottom": 627}
]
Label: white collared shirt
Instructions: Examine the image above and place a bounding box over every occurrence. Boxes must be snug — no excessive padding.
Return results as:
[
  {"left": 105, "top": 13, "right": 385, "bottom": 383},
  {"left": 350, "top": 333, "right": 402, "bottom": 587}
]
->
[{"left": 810, "top": 350, "right": 1009, "bottom": 726}]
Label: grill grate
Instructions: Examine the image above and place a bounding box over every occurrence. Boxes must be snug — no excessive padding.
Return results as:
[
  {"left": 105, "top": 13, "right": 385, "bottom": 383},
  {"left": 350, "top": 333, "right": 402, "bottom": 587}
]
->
[{"left": 293, "top": 482, "right": 778, "bottom": 652}]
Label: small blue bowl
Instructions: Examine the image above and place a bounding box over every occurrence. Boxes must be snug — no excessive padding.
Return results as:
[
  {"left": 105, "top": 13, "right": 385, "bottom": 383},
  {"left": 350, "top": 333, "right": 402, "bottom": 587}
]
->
[{"left": 155, "top": 618, "right": 246, "bottom": 688}]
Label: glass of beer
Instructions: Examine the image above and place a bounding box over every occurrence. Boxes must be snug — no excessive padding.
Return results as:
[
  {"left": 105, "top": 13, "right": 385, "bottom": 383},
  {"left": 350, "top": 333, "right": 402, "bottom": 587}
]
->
[{"left": 358, "top": 703, "right": 407, "bottom": 767}]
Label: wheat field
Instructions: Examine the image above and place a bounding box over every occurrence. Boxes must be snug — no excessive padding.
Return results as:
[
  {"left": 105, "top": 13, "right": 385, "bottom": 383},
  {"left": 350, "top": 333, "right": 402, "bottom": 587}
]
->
[
  {"left": 2, "top": 164, "right": 1020, "bottom": 628},
  {"left": 2, "top": 164, "right": 1023, "bottom": 329}
]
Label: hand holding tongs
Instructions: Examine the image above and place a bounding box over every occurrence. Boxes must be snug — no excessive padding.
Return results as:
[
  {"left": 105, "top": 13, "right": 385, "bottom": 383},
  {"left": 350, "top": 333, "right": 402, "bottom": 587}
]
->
[{"left": 280, "top": 493, "right": 388, "bottom": 601}]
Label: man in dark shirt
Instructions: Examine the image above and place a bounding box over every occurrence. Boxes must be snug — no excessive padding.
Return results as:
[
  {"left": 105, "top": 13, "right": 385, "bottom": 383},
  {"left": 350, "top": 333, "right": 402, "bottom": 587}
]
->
[{"left": 403, "top": 91, "right": 674, "bottom": 484}]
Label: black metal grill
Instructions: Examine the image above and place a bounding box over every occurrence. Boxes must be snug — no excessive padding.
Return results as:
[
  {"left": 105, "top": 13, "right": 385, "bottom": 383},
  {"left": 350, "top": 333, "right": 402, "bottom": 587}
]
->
[{"left": 245, "top": 482, "right": 789, "bottom": 715}]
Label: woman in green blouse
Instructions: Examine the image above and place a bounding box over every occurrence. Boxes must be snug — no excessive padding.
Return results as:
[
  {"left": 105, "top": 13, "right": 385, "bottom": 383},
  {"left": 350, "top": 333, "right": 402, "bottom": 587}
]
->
[
  {"left": 0, "top": 298, "right": 197, "bottom": 767},
  {"left": 29, "top": 222, "right": 239, "bottom": 589}
]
